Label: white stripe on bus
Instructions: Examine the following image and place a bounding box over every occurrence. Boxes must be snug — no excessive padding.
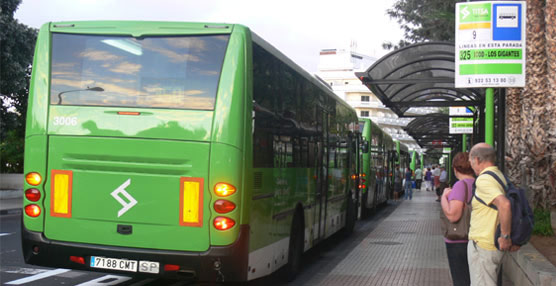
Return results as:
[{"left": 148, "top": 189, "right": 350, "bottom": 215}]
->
[
  {"left": 0, "top": 232, "right": 13, "bottom": 237},
  {"left": 5, "top": 268, "right": 70, "bottom": 285}
]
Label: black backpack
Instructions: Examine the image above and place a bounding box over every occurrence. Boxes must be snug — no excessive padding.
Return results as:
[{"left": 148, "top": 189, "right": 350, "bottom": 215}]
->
[{"left": 472, "top": 171, "right": 534, "bottom": 249}]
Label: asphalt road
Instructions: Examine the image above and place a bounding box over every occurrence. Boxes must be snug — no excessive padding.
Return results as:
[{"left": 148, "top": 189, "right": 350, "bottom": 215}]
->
[{"left": 0, "top": 204, "right": 395, "bottom": 286}]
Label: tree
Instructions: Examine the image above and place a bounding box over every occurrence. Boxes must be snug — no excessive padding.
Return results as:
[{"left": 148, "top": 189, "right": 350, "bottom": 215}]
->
[
  {"left": 384, "top": 0, "right": 458, "bottom": 49},
  {"left": 0, "top": 0, "right": 37, "bottom": 172},
  {"left": 387, "top": 0, "right": 556, "bottom": 210},
  {"left": 506, "top": 0, "right": 556, "bottom": 211}
]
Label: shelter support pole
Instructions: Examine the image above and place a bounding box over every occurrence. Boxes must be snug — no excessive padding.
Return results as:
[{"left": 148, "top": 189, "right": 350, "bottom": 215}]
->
[
  {"left": 485, "top": 88, "right": 494, "bottom": 146},
  {"left": 462, "top": 134, "right": 467, "bottom": 152},
  {"left": 497, "top": 88, "right": 506, "bottom": 173}
]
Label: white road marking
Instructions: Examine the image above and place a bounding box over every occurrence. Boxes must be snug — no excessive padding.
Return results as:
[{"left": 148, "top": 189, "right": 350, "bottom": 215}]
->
[
  {"left": 5, "top": 268, "right": 70, "bottom": 285},
  {"left": 75, "top": 274, "right": 132, "bottom": 285},
  {"left": 3, "top": 267, "right": 48, "bottom": 275},
  {"left": 0, "top": 232, "right": 14, "bottom": 237},
  {"left": 129, "top": 278, "right": 156, "bottom": 286}
]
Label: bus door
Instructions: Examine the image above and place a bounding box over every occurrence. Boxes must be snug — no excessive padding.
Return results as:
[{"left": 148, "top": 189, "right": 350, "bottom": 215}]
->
[
  {"left": 315, "top": 107, "right": 329, "bottom": 241},
  {"left": 354, "top": 133, "right": 362, "bottom": 219}
]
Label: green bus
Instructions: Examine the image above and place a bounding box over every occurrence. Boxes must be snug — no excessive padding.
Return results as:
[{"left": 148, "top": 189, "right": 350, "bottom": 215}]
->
[
  {"left": 358, "top": 119, "right": 395, "bottom": 216},
  {"left": 21, "top": 21, "right": 361, "bottom": 282},
  {"left": 394, "top": 140, "right": 411, "bottom": 172}
]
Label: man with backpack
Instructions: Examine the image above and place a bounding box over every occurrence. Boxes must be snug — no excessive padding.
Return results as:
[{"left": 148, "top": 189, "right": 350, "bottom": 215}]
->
[{"left": 467, "top": 143, "right": 520, "bottom": 286}]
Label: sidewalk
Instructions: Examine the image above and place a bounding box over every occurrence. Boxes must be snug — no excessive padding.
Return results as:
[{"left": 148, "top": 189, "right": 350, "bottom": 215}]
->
[{"left": 316, "top": 189, "right": 454, "bottom": 285}]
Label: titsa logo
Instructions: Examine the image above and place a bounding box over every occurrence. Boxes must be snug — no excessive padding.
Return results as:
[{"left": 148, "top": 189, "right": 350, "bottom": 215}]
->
[{"left": 111, "top": 179, "right": 138, "bottom": 217}]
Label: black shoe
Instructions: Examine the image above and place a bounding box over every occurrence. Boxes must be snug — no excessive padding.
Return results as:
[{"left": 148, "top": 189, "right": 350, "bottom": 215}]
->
[{"left": 435, "top": 199, "right": 440, "bottom": 202}]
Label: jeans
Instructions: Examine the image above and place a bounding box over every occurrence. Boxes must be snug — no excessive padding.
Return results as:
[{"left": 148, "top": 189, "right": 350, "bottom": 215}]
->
[
  {"left": 404, "top": 181, "right": 412, "bottom": 200},
  {"left": 446, "top": 242, "right": 471, "bottom": 286}
]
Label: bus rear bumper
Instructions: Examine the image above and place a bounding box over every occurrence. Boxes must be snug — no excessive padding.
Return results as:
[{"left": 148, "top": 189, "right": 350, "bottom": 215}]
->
[{"left": 21, "top": 224, "right": 250, "bottom": 282}]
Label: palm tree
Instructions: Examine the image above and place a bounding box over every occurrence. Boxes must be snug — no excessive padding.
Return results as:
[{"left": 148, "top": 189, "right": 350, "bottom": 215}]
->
[{"left": 506, "top": 0, "right": 555, "bottom": 210}]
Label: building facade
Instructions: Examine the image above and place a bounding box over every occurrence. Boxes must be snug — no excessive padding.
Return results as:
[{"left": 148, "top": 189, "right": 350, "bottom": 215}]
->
[{"left": 316, "top": 47, "right": 432, "bottom": 153}]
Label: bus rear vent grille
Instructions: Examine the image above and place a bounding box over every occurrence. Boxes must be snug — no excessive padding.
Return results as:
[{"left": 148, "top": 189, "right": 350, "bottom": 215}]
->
[{"left": 253, "top": 172, "right": 262, "bottom": 189}]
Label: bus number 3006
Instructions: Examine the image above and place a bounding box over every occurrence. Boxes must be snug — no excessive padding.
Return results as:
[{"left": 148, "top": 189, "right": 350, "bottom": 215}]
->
[{"left": 52, "top": 116, "right": 78, "bottom": 126}]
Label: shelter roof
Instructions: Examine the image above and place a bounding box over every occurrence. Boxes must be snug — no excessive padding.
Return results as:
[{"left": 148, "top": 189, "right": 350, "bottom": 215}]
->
[{"left": 355, "top": 42, "right": 483, "bottom": 118}]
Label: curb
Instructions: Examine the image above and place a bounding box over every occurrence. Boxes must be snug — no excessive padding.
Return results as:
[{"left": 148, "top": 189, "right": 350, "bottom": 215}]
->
[
  {"left": 0, "top": 189, "right": 23, "bottom": 199},
  {"left": 503, "top": 243, "right": 556, "bottom": 286},
  {"left": 0, "top": 208, "right": 22, "bottom": 216}
]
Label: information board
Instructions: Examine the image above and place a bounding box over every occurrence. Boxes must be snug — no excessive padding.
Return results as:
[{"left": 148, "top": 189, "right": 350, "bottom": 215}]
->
[{"left": 455, "top": 1, "right": 526, "bottom": 88}]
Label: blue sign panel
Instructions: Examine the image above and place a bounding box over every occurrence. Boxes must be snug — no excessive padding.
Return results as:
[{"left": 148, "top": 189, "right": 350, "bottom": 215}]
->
[{"left": 493, "top": 3, "right": 522, "bottom": 41}]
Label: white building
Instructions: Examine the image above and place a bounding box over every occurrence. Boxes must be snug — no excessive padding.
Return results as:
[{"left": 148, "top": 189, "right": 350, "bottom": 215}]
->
[{"left": 316, "top": 47, "right": 431, "bottom": 153}]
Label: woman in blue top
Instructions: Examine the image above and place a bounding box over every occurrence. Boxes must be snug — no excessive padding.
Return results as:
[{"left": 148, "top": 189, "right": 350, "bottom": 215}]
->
[{"left": 441, "top": 152, "right": 475, "bottom": 286}]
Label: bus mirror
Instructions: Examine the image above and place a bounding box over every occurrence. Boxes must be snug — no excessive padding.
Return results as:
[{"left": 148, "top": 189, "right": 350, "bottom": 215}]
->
[{"left": 361, "top": 140, "right": 369, "bottom": 153}]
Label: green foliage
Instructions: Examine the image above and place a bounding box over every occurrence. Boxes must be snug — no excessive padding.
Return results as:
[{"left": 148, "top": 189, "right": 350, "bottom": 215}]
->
[
  {"left": 0, "top": 129, "right": 24, "bottom": 172},
  {"left": 533, "top": 208, "right": 554, "bottom": 236},
  {"left": 1, "top": 0, "right": 37, "bottom": 173},
  {"left": 385, "top": 0, "right": 458, "bottom": 49}
]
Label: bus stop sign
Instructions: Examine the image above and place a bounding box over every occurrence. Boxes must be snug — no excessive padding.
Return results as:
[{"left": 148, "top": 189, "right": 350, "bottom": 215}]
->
[{"left": 455, "top": 1, "right": 526, "bottom": 88}]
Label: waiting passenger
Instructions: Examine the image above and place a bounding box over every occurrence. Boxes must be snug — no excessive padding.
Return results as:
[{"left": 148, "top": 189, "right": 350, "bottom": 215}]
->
[
  {"left": 467, "top": 143, "right": 518, "bottom": 286},
  {"left": 393, "top": 165, "right": 402, "bottom": 201},
  {"left": 440, "top": 152, "right": 474, "bottom": 286},
  {"left": 404, "top": 167, "right": 413, "bottom": 200}
]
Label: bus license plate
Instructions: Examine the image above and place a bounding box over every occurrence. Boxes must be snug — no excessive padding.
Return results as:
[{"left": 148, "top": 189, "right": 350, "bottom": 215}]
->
[{"left": 90, "top": 256, "right": 137, "bottom": 272}]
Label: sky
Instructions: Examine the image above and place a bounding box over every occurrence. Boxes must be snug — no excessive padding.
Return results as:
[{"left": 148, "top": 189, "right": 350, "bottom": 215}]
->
[{"left": 14, "top": 0, "right": 404, "bottom": 74}]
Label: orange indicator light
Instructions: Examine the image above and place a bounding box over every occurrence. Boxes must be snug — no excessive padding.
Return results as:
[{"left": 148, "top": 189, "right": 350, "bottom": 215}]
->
[
  {"left": 26, "top": 172, "right": 42, "bottom": 186},
  {"left": 214, "top": 183, "right": 236, "bottom": 197}
]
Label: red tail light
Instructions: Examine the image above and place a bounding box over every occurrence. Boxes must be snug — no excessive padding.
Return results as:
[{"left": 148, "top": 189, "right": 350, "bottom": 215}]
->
[
  {"left": 214, "top": 200, "right": 236, "bottom": 214},
  {"left": 214, "top": 217, "right": 235, "bottom": 230},
  {"left": 25, "top": 204, "right": 41, "bottom": 217},
  {"left": 164, "top": 264, "right": 180, "bottom": 271},
  {"left": 70, "top": 256, "right": 85, "bottom": 265},
  {"left": 358, "top": 184, "right": 367, "bottom": 189},
  {"left": 25, "top": 189, "right": 41, "bottom": 202}
]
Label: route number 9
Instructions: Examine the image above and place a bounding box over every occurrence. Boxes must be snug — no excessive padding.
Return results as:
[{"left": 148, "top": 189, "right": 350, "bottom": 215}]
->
[{"left": 472, "top": 30, "right": 476, "bottom": 39}]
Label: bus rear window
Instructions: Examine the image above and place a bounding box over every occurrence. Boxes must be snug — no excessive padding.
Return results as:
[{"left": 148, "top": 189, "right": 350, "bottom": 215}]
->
[{"left": 50, "top": 33, "right": 229, "bottom": 110}]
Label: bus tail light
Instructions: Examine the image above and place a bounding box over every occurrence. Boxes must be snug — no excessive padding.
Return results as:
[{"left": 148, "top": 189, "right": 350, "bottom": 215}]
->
[
  {"left": 164, "top": 264, "right": 180, "bottom": 271},
  {"left": 214, "top": 200, "right": 236, "bottom": 214},
  {"left": 351, "top": 174, "right": 358, "bottom": 180},
  {"left": 358, "top": 184, "right": 367, "bottom": 189},
  {"left": 51, "top": 170, "right": 73, "bottom": 218},
  {"left": 25, "top": 204, "right": 41, "bottom": 217},
  {"left": 25, "top": 189, "right": 41, "bottom": 202},
  {"left": 70, "top": 256, "right": 85, "bottom": 265},
  {"left": 26, "top": 172, "right": 42, "bottom": 186},
  {"left": 214, "top": 217, "right": 235, "bottom": 230},
  {"left": 214, "top": 183, "right": 236, "bottom": 197},
  {"left": 179, "top": 177, "right": 204, "bottom": 227}
]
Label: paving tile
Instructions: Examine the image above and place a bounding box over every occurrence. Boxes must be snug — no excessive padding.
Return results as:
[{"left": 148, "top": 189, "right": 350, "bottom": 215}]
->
[{"left": 318, "top": 190, "right": 453, "bottom": 285}]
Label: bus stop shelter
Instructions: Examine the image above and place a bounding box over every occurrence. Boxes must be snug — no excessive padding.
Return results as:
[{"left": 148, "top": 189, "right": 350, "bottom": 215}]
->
[{"left": 356, "top": 42, "right": 506, "bottom": 170}]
